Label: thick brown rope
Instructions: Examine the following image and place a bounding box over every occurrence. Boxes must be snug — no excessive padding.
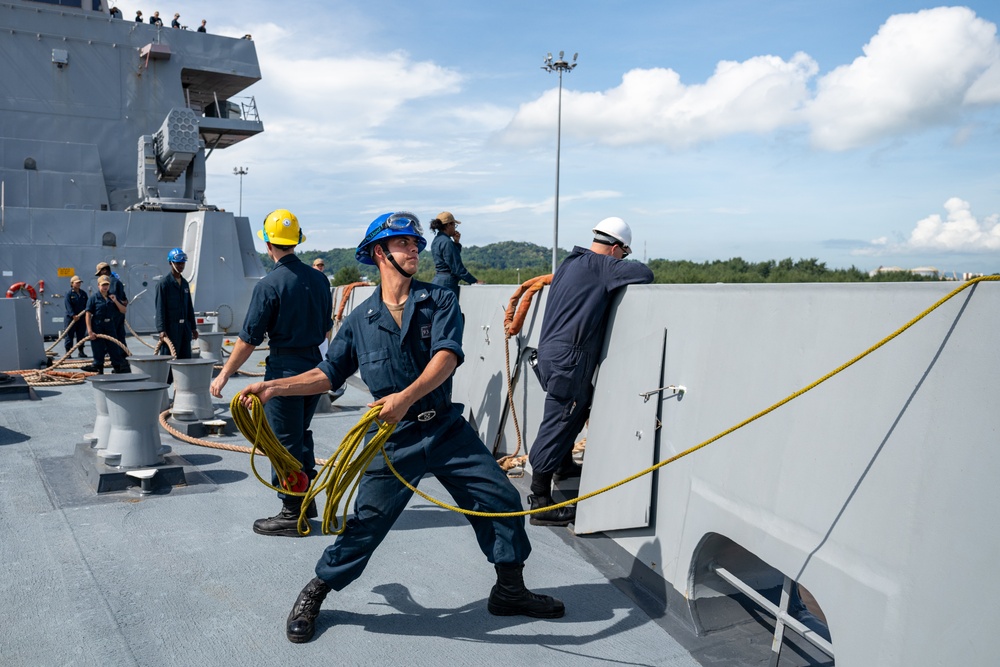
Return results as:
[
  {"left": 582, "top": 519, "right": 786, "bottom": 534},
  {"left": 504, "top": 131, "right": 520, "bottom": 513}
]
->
[
  {"left": 503, "top": 274, "right": 551, "bottom": 336},
  {"left": 496, "top": 275, "right": 553, "bottom": 472},
  {"left": 335, "top": 281, "right": 374, "bottom": 323}
]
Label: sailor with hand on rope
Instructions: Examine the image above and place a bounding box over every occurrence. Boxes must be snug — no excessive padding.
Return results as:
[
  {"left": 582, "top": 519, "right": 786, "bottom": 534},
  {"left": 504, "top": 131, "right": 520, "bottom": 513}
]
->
[
  {"left": 236, "top": 211, "right": 564, "bottom": 644},
  {"left": 64, "top": 275, "right": 89, "bottom": 358},
  {"left": 211, "top": 210, "right": 333, "bottom": 536},
  {"left": 83, "top": 275, "right": 129, "bottom": 374}
]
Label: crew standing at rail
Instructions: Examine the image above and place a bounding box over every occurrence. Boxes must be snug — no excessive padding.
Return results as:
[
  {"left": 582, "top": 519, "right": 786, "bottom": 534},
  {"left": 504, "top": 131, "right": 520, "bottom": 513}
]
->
[
  {"left": 236, "top": 211, "right": 564, "bottom": 643},
  {"left": 155, "top": 247, "right": 198, "bottom": 360},
  {"left": 64, "top": 275, "right": 89, "bottom": 358},
  {"left": 84, "top": 275, "right": 130, "bottom": 374},
  {"left": 527, "top": 217, "right": 653, "bottom": 526},
  {"left": 430, "top": 211, "right": 482, "bottom": 295},
  {"left": 210, "top": 209, "right": 332, "bottom": 536}
]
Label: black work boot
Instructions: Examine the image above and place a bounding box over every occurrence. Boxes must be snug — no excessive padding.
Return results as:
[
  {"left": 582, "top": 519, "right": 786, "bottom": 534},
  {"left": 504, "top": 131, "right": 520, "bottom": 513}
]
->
[
  {"left": 527, "top": 494, "right": 576, "bottom": 527},
  {"left": 304, "top": 498, "right": 318, "bottom": 519},
  {"left": 552, "top": 461, "right": 582, "bottom": 482},
  {"left": 253, "top": 498, "right": 315, "bottom": 537},
  {"left": 487, "top": 563, "right": 565, "bottom": 618},
  {"left": 286, "top": 577, "right": 331, "bottom": 643}
]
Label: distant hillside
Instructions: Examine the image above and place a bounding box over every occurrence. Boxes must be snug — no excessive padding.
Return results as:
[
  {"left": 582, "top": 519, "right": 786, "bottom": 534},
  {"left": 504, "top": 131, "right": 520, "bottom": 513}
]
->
[{"left": 262, "top": 243, "right": 938, "bottom": 285}]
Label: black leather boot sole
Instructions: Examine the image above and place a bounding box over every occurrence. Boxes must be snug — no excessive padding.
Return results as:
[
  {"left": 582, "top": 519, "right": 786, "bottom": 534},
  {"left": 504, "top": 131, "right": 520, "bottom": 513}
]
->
[{"left": 286, "top": 577, "right": 331, "bottom": 643}]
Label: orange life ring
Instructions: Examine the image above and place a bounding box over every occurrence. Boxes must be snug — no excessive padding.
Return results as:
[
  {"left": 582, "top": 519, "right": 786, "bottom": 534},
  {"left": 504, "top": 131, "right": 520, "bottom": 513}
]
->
[{"left": 5, "top": 282, "right": 38, "bottom": 300}]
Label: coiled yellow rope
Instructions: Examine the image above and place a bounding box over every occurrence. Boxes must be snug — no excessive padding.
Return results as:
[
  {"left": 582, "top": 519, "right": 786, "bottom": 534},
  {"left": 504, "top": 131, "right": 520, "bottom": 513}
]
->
[
  {"left": 232, "top": 276, "right": 998, "bottom": 521},
  {"left": 229, "top": 395, "right": 395, "bottom": 535}
]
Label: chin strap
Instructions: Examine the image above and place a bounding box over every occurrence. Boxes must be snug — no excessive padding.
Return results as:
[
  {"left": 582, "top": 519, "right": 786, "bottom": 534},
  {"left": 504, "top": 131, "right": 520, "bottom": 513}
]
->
[{"left": 379, "top": 242, "right": 415, "bottom": 278}]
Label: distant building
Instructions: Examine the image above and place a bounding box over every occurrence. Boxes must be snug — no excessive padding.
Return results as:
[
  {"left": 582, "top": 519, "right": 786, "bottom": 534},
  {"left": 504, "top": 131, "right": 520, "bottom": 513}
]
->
[{"left": 869, "top": 265, "right": 940, "bottom": 279}]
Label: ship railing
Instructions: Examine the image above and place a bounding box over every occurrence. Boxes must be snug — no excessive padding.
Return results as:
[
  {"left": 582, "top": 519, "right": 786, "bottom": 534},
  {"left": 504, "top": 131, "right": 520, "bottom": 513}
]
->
[
  {"left": 183, "top": 91, "right": 260, "bottom": 122},
  {"left": 709, "top": 564, "right": 834, "bottom": 665}
]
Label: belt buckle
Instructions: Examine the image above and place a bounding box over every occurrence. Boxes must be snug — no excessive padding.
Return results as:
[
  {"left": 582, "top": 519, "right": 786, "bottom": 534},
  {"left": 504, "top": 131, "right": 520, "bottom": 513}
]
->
[{"left": 417, "top": 410, "right": 436, "bottom": 422}]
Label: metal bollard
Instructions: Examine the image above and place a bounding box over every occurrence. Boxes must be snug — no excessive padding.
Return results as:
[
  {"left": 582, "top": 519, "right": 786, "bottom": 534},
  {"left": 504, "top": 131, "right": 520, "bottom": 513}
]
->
[
  {"left": 85, "top": 372, "right": 150, "bottom": 449},
  {"left": 96, "top": 380, "right": 170, "bottom": 468},
  {"left": 196, "top": 331, "right": 226, "bottom": 362},
  {"left": 168, "top": 358, "right": 216, "bottom": 421},
  {"left": 127, "top": 354, "right": 172, "bottom": 413}
]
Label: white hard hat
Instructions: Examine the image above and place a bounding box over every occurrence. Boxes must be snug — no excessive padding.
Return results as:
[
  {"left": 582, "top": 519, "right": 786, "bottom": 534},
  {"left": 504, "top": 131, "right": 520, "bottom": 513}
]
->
[{"left": 592, "top": 216, "right": 632, "bottom": 248}]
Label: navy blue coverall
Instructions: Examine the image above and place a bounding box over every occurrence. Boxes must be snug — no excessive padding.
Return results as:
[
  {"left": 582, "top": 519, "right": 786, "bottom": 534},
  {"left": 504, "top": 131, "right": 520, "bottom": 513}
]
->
[
  {"left": 528, "top": 246, "right": 654, "bottom": 475},
  {"left": 430, "top": 233, "right": 477, "bottom": 295},
  {"left": 86, "top": 292, "right": 129, "bottom": 372},
  {"left": 155, "top": 272, "right": 197, "bottom": 359},
  {"left": 239, "top": 254, "right": 333, "bottom": 497},
  {"left": 64, "top": 288, "right": 89, "bottom": 355},
  {"left": 312, "top": 280, "right": 531, "bottom": 590},
  {"left": 105, "top": 273, "right": 129, "bottom": 348}
]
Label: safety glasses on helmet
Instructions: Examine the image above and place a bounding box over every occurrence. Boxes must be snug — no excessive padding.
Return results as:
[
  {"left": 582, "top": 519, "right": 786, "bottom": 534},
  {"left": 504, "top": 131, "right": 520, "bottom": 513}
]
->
[{"left": 360, "top": 211, "right": 423, "bottom": 246}]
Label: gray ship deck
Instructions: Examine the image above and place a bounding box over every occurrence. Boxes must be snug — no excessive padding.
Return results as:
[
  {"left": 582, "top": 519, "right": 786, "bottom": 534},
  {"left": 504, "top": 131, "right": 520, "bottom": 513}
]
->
[{"left": 1, "top": 348, "right": 823, "bottom": 666}]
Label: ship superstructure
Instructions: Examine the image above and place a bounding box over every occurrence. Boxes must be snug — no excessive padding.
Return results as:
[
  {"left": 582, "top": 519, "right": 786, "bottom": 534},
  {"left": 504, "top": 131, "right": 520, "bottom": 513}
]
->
[{"left": 0, "top": 0, "right": 264, "bottom": 353}]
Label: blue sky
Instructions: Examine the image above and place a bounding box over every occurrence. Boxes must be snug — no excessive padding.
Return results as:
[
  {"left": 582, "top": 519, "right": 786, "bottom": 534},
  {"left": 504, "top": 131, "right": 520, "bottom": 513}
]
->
[{"left": 134, "top": 1, "right": 1000, "bottom": 275}]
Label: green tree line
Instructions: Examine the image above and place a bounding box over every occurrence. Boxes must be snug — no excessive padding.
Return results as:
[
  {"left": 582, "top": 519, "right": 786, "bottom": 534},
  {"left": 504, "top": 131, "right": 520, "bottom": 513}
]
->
[{"left": 265, "top": 243, "right": 939, "bottom": 286}]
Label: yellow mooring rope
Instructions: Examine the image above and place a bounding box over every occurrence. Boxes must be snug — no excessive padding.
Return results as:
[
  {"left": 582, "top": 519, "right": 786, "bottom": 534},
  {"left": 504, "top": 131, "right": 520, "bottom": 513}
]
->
[
  {"left": 232, "top": 275, "right": 999, "bottom": 522},
  {"left": 229, "top": 395, "right": 395, "bottom": 535}
]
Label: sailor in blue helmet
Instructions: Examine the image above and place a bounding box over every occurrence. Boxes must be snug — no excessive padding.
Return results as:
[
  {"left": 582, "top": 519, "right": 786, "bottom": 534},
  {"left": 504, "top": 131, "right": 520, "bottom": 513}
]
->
[
  {"left": 155, "top": 247, "right": 199, "bottom": 360},
  {"left": 211, "top": 209, "right": 333, "bottom": 536},
  {"left": 236, "top": 211, "right": 564, "bottom": 644}
]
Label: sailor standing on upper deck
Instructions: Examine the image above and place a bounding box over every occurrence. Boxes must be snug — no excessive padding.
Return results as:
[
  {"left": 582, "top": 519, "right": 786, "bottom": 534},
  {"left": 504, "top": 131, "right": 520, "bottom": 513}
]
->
[
  {"left": 155, "top": 247, "right": 198, "bottom": 360},
  {"left": 527, "top": 217, "right": 653, "bottom": 526},
  {"left": 210, "top": 209, "right": 333, "bottom": 536},
  {"left": 430, "top": 211, "right": 482, "bottom": 295}
]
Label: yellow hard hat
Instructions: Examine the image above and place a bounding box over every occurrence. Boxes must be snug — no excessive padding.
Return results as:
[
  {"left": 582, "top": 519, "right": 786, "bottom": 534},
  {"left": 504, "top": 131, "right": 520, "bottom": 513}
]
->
[{"left": 257, "top": 209, "right": 305, "bottom": 246}]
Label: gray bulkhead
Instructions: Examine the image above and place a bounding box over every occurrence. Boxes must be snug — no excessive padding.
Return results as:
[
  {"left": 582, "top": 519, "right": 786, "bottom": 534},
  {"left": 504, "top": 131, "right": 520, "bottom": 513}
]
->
[{"left": 444, "top": 281, "right": 1000, "bottom": 666}]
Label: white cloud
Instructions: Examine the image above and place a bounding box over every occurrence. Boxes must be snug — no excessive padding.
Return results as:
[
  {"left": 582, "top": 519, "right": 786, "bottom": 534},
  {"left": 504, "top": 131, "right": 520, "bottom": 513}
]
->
[
  {"left": 808, "top": 7, "right": 1000, "bottom": 150},
  {"left": 502, "top": 53, "right": 817, "bottom": 148},
  {"left": 907, "top": 198, "right": 1000, "bottom": 251},
  {"left": 502, "top": 7, "right": 1000, "bottom": 153},
  {"left": 853, "top": 198, "right": 1000, "bottom": 256}
]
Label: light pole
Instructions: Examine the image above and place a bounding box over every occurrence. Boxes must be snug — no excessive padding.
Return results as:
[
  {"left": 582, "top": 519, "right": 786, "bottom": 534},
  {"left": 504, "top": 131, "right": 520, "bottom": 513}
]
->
[
  {"left": 232, "top": 166, "right": 248, "bottom": 217},
  {"left": 542, "top": 51, "right": 578, "bottom": 274}
]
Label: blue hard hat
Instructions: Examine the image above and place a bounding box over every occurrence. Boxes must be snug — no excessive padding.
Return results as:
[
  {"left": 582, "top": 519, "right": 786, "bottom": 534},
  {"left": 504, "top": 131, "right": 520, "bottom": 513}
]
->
[
  {"left": 168, "top": 247, "right": 188, "bottom": 263},
  {"left": 355, "top": 212, "right": 425, "bottom": 265}
]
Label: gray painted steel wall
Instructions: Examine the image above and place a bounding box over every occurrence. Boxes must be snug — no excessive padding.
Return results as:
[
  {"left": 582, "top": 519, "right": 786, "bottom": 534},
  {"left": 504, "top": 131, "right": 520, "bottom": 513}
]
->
[{"left": 442, "top": 280, "right": 1000, "bottom": 666}]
